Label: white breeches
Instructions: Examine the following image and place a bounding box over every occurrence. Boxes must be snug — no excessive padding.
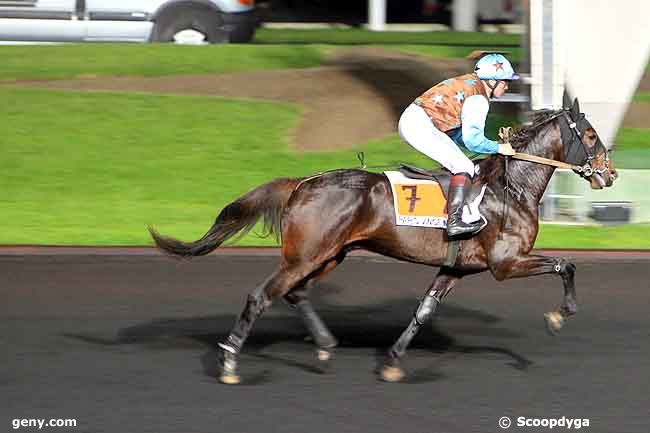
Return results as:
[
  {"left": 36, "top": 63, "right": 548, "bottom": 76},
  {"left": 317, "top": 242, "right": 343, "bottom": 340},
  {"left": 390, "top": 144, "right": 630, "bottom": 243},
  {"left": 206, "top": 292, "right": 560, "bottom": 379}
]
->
[{"left": 398, "top": 104, "right": 475, "bottom": 176}]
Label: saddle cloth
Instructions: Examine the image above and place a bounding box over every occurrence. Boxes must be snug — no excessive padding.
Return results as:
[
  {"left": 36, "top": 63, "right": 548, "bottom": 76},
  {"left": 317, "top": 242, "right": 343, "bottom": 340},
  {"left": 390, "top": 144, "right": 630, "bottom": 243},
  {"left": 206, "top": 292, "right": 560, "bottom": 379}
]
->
[{"left": 384, "top": 171, "right": 487, "bottom": 228}]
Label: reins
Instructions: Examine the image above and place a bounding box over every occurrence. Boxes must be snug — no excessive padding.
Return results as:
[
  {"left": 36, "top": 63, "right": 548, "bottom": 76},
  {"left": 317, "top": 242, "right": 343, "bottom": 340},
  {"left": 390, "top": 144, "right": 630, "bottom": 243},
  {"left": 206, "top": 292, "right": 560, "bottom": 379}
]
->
[
  {"left": 496, "top": 117, "right": 586, "bottom": 237},
  {"left": 498, "top": 126, "right": 588, "bottom": 174},
  {"left": 512, "top": 152, "right": 583, "bottom": 171}
]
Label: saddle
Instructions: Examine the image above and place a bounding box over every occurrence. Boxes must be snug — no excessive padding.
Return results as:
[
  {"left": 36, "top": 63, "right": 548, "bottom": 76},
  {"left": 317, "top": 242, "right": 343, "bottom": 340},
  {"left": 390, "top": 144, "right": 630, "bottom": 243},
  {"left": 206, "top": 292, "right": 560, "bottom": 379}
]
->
[
  {"left": 398, "top": 163, "right": 484, "bottom": 202},
  {"left": 394, "top": 163, "right": 488, "bottom": 267},
  {"left": 398, "top": 164, "right": 451, "bottom": 197}
]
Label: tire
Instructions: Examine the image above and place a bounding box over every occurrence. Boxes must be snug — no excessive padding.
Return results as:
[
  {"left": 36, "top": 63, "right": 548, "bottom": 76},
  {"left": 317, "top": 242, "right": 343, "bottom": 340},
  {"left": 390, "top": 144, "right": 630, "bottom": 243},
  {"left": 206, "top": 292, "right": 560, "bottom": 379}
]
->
[
  {"left": 227, "top": 20, "right": 256, "bottom": 43},
  {"left": 151, "top": 6, "right": 227, "bottom": 44}
]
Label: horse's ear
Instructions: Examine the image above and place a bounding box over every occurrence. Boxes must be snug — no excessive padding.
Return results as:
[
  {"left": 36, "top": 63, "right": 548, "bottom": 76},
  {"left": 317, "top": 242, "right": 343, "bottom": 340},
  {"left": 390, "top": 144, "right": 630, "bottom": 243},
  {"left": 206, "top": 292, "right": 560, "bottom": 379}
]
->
[
  {"left": 562, "top": 90, "right": 572, "bottom": 109},
  {"left": 572, "top": 97, "right": 581, "bottom": 116}
]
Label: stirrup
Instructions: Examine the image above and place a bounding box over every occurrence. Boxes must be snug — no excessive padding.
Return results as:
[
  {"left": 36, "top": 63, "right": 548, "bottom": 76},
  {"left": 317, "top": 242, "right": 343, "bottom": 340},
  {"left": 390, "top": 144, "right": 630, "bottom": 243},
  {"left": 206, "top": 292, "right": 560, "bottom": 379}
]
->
[{"left": 447, "top": 220, "right": 484, "bottom": 238}]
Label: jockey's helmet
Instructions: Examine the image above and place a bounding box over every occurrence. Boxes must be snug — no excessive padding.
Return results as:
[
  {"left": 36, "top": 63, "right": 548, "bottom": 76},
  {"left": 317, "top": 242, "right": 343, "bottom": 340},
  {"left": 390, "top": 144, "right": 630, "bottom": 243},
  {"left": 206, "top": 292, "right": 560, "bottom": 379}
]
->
[{"left": 474, "top": 53, "right": 519, "bottom": 81}]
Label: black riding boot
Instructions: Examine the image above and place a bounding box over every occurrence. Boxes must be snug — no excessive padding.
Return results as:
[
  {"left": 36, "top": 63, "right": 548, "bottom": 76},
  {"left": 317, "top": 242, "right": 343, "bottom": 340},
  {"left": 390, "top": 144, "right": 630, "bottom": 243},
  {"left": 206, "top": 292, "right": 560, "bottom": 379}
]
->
[{"left": 446, "top": 173, "right": 483, "bottom": 238}]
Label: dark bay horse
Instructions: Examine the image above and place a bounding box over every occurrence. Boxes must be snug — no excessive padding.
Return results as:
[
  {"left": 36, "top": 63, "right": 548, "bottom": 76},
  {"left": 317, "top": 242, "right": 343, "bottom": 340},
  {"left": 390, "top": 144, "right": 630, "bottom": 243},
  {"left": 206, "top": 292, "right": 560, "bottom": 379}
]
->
[{"left": 150, "top": 97, "right": 618, "bottom": 383}]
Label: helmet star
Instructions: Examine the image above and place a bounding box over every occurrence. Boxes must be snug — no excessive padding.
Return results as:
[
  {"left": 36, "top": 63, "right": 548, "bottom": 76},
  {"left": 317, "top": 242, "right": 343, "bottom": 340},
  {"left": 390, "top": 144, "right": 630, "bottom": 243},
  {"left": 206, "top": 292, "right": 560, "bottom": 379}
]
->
[
  {"left": 455, "top": 91, "right": 465, "bottom": 102},
  {"left": 431, "top": 94, "right": 444, "bottom": 104},
  {"left": 494, "top": 61, "right": 504, "bottom": 71}
]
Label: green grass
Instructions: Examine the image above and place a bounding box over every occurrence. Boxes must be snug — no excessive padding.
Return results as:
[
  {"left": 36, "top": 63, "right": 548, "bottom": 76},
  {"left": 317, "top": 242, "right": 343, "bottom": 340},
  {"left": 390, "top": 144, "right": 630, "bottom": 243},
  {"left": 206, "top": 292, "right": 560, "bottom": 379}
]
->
[
  {"left": 615, "top": 128, "right": 650, "bottom": 149},
  {"left": 536, "top": 224, "right": 650, "bottom": 249},
  {"left": 255, "top": 28, "right": 521, "bottom": 46},
  {"left": 2, "top": 86, "right": 647, "bottom": 249},
  {"left": 0, "top": 44, "right": 329, "bottom": 81},
  {"left": 385, "top": 45, "right": 522, "bottom": 63},
  {"left": 0, "top": 34, "right": 646, "bottom": 249},
  {"left": 0, "top": 40, "right": 522, "bottom": 82},
  {"left": 633, "top": 93, "right": 650, "bottom": 103},
  {"left": 0, "top": 87, "right": 430, "bottom": 246},
  {"left": 613, "top": 128, "right": 650, "bottom": 169}
]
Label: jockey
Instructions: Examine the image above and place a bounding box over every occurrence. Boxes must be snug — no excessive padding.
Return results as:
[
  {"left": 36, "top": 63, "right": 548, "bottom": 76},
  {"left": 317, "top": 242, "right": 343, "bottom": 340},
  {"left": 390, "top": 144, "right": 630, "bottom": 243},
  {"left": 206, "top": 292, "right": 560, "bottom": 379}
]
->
[{"left": 398, "top": 52, "right": 519, "bottom": 238}]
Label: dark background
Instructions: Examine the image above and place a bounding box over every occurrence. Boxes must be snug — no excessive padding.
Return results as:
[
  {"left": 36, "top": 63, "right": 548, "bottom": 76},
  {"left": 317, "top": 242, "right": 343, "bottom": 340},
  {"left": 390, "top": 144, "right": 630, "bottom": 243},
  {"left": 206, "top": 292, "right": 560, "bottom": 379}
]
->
[{"left": 259, "top": 0, "right": 454, "bottom": 25}]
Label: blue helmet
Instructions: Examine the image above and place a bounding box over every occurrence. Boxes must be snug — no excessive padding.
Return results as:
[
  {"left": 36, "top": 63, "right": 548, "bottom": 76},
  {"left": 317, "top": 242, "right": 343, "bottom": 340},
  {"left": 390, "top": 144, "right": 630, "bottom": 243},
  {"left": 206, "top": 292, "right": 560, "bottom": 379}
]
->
[{"left": 474, "top": 53, "right": 519, "bottom": 81}]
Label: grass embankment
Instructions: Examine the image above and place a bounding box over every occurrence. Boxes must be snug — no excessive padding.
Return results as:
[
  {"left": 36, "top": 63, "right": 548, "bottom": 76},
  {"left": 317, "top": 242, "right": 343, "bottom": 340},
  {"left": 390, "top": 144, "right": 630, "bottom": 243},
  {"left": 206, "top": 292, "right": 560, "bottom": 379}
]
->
[
  {"left": 254, "top": 28, "right": 521, "bottom": 46},
  {"left": 618, "top": 89, "right": 649, "bottom": 168},
  {"left": 1, "top": 39, "right": 647, "bottom": 249},
  {"left": 633, "top": 93, "right": 650, "bottom": 103},
  {"left": 0, "top": 44, "right": 329, "bottom": 81},
  {"left": 254, "top": 28, "right": 523, "bottom": 63},
  {"left": 0, "top": 30, "right": 522, "bottom": 82},
  {"left": 535, "top": 224, "right": 650, "bottom": 249},
  {"left": 2, "top": 87, "right": 648, "bottom": 248},
  {"left": 613, "top": 128, "right": 650, "bottom": 169},
  {"left": 0, "top": 87, "right": 429, "bottom": 246}
]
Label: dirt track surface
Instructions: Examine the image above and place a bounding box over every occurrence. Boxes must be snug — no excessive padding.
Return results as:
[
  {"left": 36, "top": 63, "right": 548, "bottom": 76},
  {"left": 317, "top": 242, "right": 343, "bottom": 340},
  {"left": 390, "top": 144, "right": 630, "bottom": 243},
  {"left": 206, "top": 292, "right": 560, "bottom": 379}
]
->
[{"left": 2, "top": 252, "right": 649, "bottom": 433}]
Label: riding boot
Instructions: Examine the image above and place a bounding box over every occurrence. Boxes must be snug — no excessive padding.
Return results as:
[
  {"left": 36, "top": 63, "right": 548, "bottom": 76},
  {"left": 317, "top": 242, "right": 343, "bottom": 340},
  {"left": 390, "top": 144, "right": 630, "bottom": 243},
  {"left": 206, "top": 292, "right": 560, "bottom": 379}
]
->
[{"left": 446, "top": 173, "right": 483, "bottom": 238}]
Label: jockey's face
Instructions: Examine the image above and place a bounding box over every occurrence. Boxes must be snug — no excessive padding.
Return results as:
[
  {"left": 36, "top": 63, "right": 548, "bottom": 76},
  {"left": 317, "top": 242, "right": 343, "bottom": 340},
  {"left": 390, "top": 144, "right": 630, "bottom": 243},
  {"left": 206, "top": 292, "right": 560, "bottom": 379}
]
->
[
  {"left": 483, "top": 80, "right": 508, "bottom": 98},
  {"left": 493, "top": 80, "right": 508, "bottom": 98}
]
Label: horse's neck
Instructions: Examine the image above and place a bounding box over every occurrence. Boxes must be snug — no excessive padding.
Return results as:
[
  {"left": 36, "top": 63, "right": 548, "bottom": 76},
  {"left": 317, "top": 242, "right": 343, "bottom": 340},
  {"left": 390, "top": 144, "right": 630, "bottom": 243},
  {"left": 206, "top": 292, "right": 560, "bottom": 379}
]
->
[{"left": 506, "top": 123, "right": 560, "bottom": 204}]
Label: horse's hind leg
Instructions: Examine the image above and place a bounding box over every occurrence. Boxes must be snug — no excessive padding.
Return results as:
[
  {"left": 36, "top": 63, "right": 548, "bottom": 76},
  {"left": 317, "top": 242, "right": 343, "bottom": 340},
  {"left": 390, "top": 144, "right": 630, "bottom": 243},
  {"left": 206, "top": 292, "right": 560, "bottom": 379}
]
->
[
  {"left": 218, "top": 266, "right": 311, "bottom": 384},
  {"left": 284, "top": 253, "right": 345, "bottom": 361},
  {"left": 284, "top": 255, "right": 345, "bottom": 362},
  {"left": 381, "top": 269, "right": 460, "bottom": 382},
  {"left": 285, "top": 291, "right": 338, "bottom": 361}
]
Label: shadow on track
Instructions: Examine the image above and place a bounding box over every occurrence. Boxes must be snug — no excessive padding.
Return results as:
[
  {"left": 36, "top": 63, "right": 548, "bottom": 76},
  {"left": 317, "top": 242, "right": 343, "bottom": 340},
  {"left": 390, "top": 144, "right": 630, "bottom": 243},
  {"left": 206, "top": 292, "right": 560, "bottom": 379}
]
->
[{"left": 63, "top": 295, "right": 533, "bottom": 383}]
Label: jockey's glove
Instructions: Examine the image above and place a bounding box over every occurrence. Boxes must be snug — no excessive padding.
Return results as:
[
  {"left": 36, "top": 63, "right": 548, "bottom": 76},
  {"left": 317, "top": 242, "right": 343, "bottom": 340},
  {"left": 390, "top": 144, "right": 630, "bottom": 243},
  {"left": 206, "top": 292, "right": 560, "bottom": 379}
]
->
[{"left": 498, "top": 141, "right": 515, "bottom": 156}]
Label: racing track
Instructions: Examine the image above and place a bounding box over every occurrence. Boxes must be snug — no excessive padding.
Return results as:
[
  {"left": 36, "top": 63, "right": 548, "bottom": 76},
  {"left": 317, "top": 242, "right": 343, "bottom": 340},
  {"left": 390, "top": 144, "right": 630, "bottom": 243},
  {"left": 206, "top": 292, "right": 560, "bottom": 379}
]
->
[{"left": 2, "top": 249, "right": 649, "bottom": 433}]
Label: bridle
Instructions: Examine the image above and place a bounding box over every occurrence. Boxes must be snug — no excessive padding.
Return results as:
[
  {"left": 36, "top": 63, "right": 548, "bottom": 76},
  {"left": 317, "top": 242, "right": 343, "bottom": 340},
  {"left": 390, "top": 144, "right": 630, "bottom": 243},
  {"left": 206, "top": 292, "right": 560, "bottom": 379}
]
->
[
  {"left": 497, "top": 108, "right": 611, "bottom": 234},
  {"left": 558, "top": 110, "right": 610, "bottom": 178},
  {"left": 506, "top": 108, "right": 610, "bottom": 182}
]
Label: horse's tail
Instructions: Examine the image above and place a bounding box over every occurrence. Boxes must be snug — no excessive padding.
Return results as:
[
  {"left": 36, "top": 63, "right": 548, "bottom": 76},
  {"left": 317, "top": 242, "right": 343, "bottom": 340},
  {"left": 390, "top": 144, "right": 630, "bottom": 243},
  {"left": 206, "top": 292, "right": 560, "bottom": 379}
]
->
[{"left": 148, "top": 177, "right": 301, "bottom": 257}]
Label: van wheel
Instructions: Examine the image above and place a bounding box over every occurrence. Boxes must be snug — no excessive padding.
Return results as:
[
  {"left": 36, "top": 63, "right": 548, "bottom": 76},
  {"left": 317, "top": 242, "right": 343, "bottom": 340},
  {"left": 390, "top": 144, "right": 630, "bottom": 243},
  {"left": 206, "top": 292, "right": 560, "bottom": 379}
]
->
[{"left": 151, "top": 7, "right": 227, "bottom": 44}]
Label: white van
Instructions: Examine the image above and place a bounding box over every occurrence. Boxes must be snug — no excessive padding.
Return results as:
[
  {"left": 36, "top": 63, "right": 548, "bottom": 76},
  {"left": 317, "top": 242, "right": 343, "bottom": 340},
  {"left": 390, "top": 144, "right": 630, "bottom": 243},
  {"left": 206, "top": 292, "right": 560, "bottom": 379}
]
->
[{"left": 0, "top": 0, "right": 257, "bottom": 44}]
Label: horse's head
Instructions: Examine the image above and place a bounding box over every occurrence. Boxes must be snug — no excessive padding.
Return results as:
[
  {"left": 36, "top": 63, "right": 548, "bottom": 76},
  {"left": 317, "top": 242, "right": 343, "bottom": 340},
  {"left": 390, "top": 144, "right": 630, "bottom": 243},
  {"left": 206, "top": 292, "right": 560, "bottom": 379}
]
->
[{"left": 560, "top": 97, "right": 618, "bottom": 189}]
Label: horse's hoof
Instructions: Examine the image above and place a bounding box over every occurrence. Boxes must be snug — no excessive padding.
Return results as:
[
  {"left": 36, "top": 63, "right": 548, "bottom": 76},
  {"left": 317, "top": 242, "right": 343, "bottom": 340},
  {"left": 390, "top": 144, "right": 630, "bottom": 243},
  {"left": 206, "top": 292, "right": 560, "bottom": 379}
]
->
[
  {"left": 217, "top": 344, "right": 240, "bottom": 384},
  {"left": 316, "top": 349, "right": 332, "bottom": 362},
  {"left": 544, "top": 311, "right": 565, "bottom": 335},
  {"left": 219, "top": 373, "right": 241, "bottom": 385},
  {"left": 380, "top": 365, "right": 405, "bottom": 382}
]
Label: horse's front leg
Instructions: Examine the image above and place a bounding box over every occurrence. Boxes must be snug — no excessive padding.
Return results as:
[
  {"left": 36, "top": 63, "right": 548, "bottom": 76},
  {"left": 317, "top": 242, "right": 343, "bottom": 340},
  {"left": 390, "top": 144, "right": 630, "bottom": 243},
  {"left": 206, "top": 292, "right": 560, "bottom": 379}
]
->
[
  {"left": 490, "top": 254, "right": 577, "bottom": 335},
  {"left": 380, "top": 269, "right": 460, "bottom": 382}
]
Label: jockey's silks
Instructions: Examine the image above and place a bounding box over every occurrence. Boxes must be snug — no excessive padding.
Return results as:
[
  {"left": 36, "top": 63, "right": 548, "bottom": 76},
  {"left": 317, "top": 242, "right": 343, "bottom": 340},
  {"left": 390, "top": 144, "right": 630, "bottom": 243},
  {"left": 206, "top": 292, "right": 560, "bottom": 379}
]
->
[{"left": 414, "top": 73, "right": 488, "bottom": 133}]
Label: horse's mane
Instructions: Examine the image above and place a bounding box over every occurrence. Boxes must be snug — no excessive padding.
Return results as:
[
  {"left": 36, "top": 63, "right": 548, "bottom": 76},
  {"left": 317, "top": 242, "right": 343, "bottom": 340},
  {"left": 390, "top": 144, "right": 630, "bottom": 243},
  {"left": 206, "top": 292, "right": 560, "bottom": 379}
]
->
[{"left": 476, "top": 109, "right": 561, "bottom": 184}]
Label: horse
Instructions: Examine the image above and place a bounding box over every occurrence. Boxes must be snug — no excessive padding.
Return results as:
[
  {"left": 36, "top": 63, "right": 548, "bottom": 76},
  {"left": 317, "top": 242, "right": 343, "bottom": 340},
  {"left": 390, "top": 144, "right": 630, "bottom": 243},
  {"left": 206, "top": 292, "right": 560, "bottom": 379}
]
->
[{"left": 149, "top": 96, "right": 618, "bottom": 384}]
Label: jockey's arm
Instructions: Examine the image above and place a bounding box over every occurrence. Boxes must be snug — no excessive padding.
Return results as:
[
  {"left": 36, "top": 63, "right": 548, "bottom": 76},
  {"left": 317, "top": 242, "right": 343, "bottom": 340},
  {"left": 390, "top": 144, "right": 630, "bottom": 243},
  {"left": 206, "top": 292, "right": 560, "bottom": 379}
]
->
[{"left": 460, "top": 95, "right": 499, "bottom": 154}]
